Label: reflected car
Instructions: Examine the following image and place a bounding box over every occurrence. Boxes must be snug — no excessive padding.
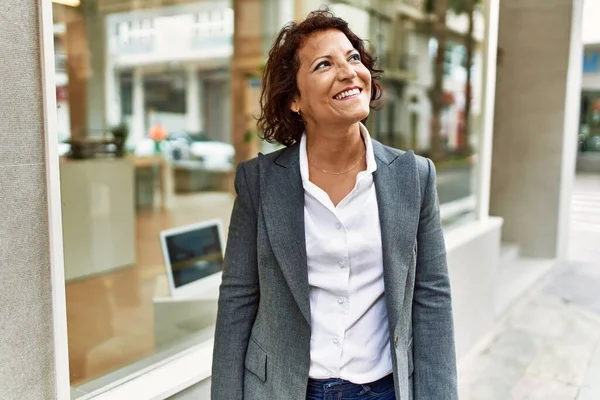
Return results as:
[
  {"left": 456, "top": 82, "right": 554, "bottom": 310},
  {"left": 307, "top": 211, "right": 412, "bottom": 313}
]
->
[
  {"left": 134, "top": 131, "right": 235, "bottom": 170},
  {"left": 585, "top": 135, "right": 600, "bottom": 152},
  {"left": 189, "top": 140, "right": 234, "bottom": 170}
]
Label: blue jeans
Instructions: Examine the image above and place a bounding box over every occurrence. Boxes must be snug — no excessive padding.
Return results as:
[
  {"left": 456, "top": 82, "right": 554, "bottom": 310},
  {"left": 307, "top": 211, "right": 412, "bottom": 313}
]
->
[{"left": 306, "top": 373, "right": 396, "bottom": 400}]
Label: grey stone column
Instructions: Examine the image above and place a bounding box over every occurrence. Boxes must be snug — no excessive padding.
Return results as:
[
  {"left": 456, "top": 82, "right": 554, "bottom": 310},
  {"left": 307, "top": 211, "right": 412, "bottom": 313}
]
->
[
  {"left": 490, "top": 0, "right": 583, "bottom": 258},
  {"left": 0, "top": 1, "right": 61, "bottom": 399}
]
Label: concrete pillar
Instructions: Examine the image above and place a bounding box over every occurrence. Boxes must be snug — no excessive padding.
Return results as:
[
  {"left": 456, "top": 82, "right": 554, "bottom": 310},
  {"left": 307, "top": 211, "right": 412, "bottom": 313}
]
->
[
  {"left": 132, "top": 68, "right": 145, "bottom": 145},
  {"left": 489, "top": 0, "right": 583, "bottom": 258},
  {"left": 261, "top": 0, "right": 294, "bottom": 55},
  {"left": 186, "top": 66, "right": 202, "bottom": 133},
  {"left": 84, "top": 2, "right": 106, "bottom": 137},
  {"left": 0, "top": 0, "right": 68, "bottom": 397},
  {"left": 231, "top": 0, "right": 263, "bottom": 164},
  {"left": 65, "top": 8, "right": 89, "bottom": 139},
  {"left": 64, "top": 0, "right": 107, "bottom": 138}
]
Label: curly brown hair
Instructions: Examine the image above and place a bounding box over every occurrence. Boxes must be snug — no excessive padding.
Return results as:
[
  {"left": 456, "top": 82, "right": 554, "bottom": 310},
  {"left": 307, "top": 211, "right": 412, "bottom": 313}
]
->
[{"left": 257, "top": 8, "right": 383, "bottom": 147}]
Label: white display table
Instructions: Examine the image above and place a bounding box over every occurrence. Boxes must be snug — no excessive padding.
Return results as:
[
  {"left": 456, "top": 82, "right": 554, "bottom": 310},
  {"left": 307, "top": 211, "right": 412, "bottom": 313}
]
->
[
  {"left": 152, "top": 275, "right": 220, "bottom": 350},
  {"left": 60, "top": 158, "right": 136, "bottom": 281}
]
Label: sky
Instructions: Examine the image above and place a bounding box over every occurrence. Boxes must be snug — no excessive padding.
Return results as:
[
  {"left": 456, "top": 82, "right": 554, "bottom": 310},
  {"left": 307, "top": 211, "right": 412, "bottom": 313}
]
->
[{"left": 583, "top": 0, "right": 600, "bottom": 44}]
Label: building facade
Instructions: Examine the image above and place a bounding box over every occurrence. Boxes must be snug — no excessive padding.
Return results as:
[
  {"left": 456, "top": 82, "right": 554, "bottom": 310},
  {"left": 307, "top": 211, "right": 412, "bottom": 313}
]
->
[{"left": 0, "top": 0, "right": 583, "bottom": 399}]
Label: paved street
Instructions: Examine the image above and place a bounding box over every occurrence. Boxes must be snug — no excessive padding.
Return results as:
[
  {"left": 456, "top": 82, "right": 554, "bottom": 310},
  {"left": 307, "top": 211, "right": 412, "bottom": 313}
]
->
[
  {"left": 458, "top": 173, "right": 600, "bottom": 400},
  {"left": 568, "top": 174, "right": 600, "bottom": 263}
]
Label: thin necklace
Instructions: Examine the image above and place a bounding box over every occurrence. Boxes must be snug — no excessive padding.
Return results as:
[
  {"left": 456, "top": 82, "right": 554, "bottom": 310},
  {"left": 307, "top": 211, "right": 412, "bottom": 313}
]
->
[{"left": 309, "top": 152, "right": 366, "bottom": 175}]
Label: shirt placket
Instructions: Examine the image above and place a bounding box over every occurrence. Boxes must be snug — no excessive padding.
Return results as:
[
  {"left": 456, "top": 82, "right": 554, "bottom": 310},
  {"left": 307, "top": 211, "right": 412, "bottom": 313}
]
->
[{"left": 331, "top": 208, "right": 351, "bottom": 375}]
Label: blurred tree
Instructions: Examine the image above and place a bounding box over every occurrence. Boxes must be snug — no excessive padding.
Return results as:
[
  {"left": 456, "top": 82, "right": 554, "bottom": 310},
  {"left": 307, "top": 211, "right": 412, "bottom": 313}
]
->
[
  {"left": 425, "top": 0, "right": 479, "bottom": 161},
  {"left": 450, "top": 0, "right": 478, "bottom": 156},
  {"left": 425, "top": 0, "right": 448, "bottom": 161}
]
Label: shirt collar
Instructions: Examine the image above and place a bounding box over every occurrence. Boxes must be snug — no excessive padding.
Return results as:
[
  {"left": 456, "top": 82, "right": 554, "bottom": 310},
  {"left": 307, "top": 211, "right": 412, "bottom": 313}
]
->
[{"left": 299, "top": 123, "right": 377, "bottom": 183}]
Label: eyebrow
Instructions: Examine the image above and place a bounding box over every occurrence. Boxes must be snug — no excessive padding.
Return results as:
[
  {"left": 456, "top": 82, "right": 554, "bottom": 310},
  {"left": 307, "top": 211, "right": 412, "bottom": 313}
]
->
[{"left": 310, "top": 49, "right": 357, "bottom": 67}]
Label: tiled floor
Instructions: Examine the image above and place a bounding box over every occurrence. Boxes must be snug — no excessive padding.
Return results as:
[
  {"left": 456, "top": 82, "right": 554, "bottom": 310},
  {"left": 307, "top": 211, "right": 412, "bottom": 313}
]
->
[
  {"left": 66, "top": 191, "right": 234, "bottom": 386},
  {"left": 459, "top": 174, "right": 600, "bottom": 400}
]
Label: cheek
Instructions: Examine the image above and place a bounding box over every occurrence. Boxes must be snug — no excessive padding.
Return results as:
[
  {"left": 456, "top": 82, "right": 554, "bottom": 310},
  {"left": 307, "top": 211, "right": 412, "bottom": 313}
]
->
[
  {"left": 358, "top": 68, "right": 372, "bottom": 94},
  {"left": 306, "top": 80, "right": 331, "bottom": 106}
]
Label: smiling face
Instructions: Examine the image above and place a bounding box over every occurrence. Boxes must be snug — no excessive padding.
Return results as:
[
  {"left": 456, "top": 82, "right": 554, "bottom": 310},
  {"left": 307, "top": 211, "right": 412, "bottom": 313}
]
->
[{"left": 291, "top": 29, "right": 372, "bottom": 129}]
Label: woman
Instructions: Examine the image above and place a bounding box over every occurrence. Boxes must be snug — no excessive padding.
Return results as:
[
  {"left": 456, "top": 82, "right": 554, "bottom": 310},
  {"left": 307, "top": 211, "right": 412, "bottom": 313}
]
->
[{"left": 212, "top": 9, "right": 457, "bottom": 400}]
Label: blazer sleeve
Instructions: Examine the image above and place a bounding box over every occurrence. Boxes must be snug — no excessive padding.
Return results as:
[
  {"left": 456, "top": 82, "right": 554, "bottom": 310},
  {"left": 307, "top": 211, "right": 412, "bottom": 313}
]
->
[
  {"left": 211, "top": 162, "right": 260, "bottom": 400},
  {"left": 412, "top": 158, "right": 458, "bottom": 399}
]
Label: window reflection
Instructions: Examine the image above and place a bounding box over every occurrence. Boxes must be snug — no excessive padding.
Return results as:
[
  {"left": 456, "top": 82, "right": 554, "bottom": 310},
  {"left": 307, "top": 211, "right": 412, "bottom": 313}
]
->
[{"left": 52, "top": 0, "right": 237, "bottom": 391}]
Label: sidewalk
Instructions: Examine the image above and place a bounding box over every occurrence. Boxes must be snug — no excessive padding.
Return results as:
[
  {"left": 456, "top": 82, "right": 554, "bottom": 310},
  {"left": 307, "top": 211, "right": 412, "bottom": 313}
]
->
[{"left": 458, "top": 174, "right": 600, "bottom": 400}]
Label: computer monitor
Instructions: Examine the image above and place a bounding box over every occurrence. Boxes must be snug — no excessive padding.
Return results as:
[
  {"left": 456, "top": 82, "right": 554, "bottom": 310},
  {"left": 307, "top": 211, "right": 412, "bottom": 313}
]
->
[{"left": 159, "top": 219, "right": 225, "bottom": 299}]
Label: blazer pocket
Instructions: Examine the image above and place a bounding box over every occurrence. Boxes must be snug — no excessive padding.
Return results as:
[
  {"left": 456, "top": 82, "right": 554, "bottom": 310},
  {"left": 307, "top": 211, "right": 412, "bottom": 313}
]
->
[
  {"left": 244, "top": 336, "right": 267, "bottom": 382},
  {"left": 407, "top": 337, "right": 414, "bottom": 377}
]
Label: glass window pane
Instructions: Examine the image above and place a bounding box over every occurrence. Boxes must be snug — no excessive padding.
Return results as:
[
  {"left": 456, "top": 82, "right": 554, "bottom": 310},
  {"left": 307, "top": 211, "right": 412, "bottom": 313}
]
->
[
  {"left": 51, "top": 0, "right": 240, "bottom": 394},
  {"left": 52, "top": 0, "right": 489, "bottom": 395}
]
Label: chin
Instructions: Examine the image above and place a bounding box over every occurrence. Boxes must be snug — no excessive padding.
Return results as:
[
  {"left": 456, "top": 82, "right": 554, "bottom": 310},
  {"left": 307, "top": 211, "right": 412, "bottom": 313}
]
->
[
  {"left": 340, "top": 112, "right": 369, "bottom": 126},
  {"left": 353, "top": 108, "right": 370, "bottom": 122},
  {"left": 326, "top": 106, "right": 370, "bottom": 125}
]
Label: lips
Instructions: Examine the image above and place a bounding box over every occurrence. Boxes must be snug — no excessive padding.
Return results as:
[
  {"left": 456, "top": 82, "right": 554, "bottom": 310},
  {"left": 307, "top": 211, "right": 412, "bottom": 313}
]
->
[{"left": 333, "top": 87, "right": 362, "bottom": 100}]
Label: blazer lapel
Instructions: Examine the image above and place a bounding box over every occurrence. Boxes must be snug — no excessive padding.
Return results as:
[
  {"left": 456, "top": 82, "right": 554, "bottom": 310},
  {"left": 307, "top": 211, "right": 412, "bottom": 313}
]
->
[
  {"left": 373, "top": 141, "right": 420, "bottom": 333},
  {"left": 258, "top": 141, "right": 419, "bottom": 330},
  {"left": 259, "top": 145, "right": 311, "bottom": 326}
]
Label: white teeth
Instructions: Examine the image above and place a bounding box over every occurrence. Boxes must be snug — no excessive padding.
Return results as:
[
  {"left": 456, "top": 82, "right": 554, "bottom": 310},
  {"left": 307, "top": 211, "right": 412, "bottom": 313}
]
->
[{"left": 335, "top": 88, "right": 360, "bottom": 100}]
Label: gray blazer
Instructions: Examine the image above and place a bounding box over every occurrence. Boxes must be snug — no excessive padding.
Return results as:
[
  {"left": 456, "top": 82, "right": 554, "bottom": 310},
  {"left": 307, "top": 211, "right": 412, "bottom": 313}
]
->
[{"left": 211, "top": 140, "right": 458, "bottom": 400}]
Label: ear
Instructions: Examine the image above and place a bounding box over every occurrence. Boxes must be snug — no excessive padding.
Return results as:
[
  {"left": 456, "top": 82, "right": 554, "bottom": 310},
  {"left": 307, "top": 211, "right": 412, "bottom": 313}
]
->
[{"left": 290, "top": 97, "right": 300, "bottom": 114}]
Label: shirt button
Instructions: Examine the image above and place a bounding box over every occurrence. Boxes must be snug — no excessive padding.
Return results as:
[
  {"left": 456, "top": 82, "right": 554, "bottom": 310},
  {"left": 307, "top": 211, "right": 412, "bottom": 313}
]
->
[
  {"left": 335, "top": 222, "right": 342, "bottom": 229},
  {"left": 333, "top": 338, "right": 339, "bottom": 344},
  {"left": 338, "top": 261, "right": 344, "bottom": 268},
  {"left": 338, "top": 297, "right": 344, "bottom": 304}
]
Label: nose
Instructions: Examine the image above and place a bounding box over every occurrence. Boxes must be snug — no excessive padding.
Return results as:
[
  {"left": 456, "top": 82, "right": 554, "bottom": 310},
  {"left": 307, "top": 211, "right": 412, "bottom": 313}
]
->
[{"left": 337, "top": 61, "right": 357, "bottom": 81}]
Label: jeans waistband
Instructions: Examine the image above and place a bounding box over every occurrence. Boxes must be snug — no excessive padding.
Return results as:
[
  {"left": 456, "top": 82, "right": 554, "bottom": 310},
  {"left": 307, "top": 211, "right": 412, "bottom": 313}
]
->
[{"left": 307, "top": 373, "right": 394, "bottom": 392}]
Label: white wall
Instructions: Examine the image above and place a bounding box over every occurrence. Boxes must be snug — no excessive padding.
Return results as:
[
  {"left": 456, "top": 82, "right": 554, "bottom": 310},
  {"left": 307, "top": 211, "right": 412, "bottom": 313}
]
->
[{"left": 446, "top": 218, "right": 503, "bottom": 359}]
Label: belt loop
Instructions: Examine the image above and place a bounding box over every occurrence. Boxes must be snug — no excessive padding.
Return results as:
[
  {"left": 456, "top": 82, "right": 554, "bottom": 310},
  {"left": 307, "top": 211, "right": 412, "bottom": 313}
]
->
[{"left": 358, "top": 385, "right": 370, "bottom": 396}]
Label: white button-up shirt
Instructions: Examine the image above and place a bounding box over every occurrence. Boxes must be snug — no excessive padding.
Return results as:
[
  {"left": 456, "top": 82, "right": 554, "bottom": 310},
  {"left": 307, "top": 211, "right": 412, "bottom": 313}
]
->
[{"left": 300, "top": 125, "right": 392, "bottom": 384}]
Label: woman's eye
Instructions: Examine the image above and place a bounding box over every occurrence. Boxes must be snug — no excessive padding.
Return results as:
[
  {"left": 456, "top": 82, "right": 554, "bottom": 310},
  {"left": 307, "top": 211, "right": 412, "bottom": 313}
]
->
[
  {"left": 349, "top": 54, "right": 361, "bottom": 62},
  {"left": 314, "top": 61, "right": 330, "bottom": 70}
]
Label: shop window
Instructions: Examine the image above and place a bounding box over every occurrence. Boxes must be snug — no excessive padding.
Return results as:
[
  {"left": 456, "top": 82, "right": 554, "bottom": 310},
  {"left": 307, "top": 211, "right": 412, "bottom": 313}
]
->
[
  {"left": 49, "top": 0, "right": 490, "bottom": 396},
  {"left": 51, "top": 0, "right": 238, "bottom": 396}
]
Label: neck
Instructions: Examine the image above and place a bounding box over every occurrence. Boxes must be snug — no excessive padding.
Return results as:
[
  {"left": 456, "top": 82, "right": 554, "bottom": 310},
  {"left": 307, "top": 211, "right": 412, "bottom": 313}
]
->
[{"left": 305, "top": 122, "right": 364, "bottom": 168}]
